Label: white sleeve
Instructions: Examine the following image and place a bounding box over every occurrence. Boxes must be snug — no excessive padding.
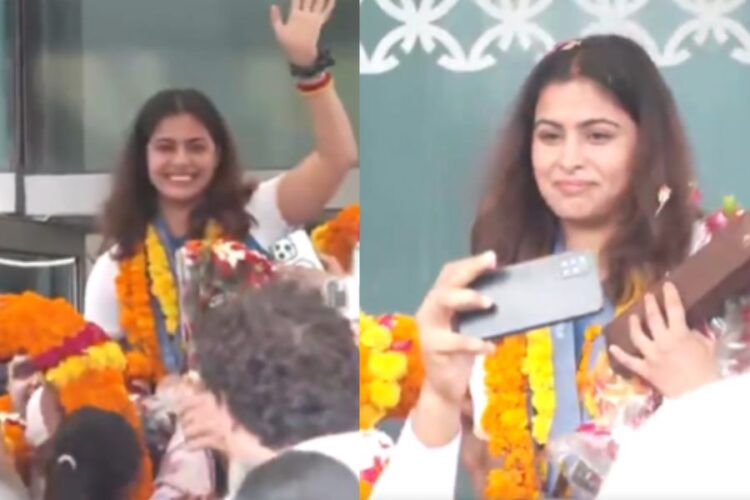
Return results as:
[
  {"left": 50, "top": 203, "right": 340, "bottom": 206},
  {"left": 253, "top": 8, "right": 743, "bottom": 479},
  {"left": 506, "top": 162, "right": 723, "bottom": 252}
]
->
[
  {"left": 371, "top": 417, "right": 461, "bottom": 500},
  {"left": 247, "top": 175, "right": 292, "bottom": 250},
  {"left": 469, "top": 355, "right": 490, "bottom": 440},
  {"left": 84, "top": 250, "right": 123, "bottom": 340}
]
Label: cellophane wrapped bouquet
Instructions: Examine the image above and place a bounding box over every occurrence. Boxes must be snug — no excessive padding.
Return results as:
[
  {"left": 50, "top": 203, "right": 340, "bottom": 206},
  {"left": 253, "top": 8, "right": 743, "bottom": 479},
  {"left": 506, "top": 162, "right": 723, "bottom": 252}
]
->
[
  {"left": 547, "top": 196, "right": 750, "bottom": 497},
  {"left": 175, "top": 239, "right": 276, "bottom": 370}
]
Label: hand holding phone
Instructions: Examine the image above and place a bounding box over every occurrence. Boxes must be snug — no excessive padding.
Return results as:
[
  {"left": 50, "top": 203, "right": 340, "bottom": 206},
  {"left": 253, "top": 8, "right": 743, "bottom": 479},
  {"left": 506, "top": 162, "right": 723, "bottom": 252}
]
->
[{"left": 456, "top": 251, "right": 605, "bottom": 340}]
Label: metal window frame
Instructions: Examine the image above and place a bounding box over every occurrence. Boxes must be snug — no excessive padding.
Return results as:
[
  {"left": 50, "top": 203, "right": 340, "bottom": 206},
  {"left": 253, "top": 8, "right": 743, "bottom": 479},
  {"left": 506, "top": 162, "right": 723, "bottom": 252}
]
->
[{"left": 0, "top": 216, "right": 87, "bottom": 308}]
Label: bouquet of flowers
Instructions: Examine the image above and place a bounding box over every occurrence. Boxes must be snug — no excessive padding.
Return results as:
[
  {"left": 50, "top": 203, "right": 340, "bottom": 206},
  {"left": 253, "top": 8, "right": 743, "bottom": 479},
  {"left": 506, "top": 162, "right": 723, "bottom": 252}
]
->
[
  {"left": 547, "top": 195, "right": 749, "bottom": 498},
  {"left": 546, "top": 370, "right": 658, "bottom": 497},
  {"left": 175, "top": 239, "right": 276, "bottom": 369}
]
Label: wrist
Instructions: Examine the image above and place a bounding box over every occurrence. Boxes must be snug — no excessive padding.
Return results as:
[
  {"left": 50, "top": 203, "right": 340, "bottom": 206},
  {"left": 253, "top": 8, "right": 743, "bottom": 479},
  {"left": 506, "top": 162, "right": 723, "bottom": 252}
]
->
[
  {"left": 412, "top": 383, "right": 462, "bottom": 447},
  {"left": 296, "top": 71, "right": 333, "bottom": 97},
  {"left": 289, "top": 48, "right": 334, "bottom": 79}
]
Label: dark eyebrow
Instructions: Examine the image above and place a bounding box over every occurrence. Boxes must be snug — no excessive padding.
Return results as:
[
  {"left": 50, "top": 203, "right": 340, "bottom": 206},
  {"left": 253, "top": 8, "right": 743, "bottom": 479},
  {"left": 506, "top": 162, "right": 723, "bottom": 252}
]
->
[
  {"left": 533, "top": 119, "right": 562, "bottom": 130},
  {"left": 533, "top": 118, "right": 621, "bottom": 130},
  {"left": 579, "top": 118, "right": 620, "bottom": 129}
]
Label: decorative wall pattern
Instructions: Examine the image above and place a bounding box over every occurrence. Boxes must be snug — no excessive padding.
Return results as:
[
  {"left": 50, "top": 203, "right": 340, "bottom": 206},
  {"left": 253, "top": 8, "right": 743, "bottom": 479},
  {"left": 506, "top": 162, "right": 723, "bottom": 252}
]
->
[{"left": 361, "top": 0, "right": 750, "bottom": 74}]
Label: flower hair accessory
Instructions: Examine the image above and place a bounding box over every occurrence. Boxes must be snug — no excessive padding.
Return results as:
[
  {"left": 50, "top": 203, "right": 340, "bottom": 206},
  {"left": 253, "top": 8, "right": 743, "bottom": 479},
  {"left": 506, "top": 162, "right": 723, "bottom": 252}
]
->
[
  {"left": 552, "top": 39, "right": 582, "bottom": 53},
  {"left": 57, "top": 454, "right": 77, "bottom": 470}
]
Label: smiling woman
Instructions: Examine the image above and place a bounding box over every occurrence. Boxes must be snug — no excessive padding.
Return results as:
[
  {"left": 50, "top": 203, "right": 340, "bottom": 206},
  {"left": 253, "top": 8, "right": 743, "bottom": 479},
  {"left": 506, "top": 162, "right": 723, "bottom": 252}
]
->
[
  {"left": 82, "top": 0, "right": 357, "bottom": 383},
  {"left": 367, "top": 34, "right": 710, "bottom": 500}
]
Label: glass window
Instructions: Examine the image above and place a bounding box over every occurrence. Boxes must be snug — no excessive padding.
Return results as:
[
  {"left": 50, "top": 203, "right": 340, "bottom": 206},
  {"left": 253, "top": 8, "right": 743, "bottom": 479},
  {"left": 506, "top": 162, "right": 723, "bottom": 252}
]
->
[
  {"left": 23, "top": 0, "right": 358, "bottom": 174},
  {"left": 0, "top": 251, "right": 78, "bottom": 303},
  {"left": 0, "top": 1, "right": 15, "bottom": 171}
]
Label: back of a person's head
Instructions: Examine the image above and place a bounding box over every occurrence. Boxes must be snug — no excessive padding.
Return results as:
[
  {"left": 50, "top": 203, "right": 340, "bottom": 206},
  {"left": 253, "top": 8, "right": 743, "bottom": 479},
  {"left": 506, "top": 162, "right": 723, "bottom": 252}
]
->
[
  {"left": 194, "top": 279, "right": 359, "bottom": 449},
  {"left": 235, "top": 451, "right": 357, "bottom": 500},
  {"left": 44, "top": 407, "right": 141, "bottom": 500}
]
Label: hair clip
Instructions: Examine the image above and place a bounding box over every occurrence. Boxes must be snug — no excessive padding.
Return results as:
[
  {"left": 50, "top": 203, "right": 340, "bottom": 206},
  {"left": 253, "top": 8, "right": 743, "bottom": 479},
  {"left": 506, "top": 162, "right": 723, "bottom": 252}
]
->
[
  {"left": 655, "top": 185, "right": 672, "bottom": 217},
  {"left": 552, "top": 39, "right": 582, "bottom": 53},
  {"left": 57, "top": 454, "right": 77, "bottom": 470}
]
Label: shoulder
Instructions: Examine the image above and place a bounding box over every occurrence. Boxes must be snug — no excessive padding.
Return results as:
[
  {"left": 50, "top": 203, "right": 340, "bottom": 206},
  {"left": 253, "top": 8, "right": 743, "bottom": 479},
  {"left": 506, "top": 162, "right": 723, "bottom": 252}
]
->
[
  {"left": 88, "top": 247, "right": 120, "bottom": 281},
  {"left": 246, "top": 175, "right": 292, "bottom": 249},
  {"left": 84, "top": 246, "right": 123, "bottom": 338}
]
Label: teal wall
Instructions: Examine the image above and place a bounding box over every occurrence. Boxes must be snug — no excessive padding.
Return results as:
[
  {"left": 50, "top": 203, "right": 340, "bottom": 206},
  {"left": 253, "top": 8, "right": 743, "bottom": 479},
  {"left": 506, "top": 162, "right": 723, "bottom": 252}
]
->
[
  {"left": 361, "top": 0, "right": 750, "bottom": 316},
  {"left": 361, "top": 3, "right": 750, "bottom": 496}
]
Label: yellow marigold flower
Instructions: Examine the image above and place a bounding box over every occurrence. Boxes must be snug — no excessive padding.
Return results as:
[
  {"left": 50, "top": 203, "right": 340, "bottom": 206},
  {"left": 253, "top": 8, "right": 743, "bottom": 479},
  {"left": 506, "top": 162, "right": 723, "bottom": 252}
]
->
[
  {"left": 359, "top": 404, "right": 385, "bottom": 430},
  {"left": 368, "top": 352, "right": 407, "bottom": 381},
  {"left": 369, "top": 379, "right": 401, "bottom": 408},
  {"left": 361, "top": 324, "right": 392, "bottom": 351}
]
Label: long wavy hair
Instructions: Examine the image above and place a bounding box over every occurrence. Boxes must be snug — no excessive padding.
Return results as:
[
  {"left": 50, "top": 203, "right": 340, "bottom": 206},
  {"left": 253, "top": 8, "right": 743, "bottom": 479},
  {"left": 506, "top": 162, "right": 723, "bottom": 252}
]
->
[
  {"left": 471, "top": 35, "right": 699, "bottom": 301},
  {"left": 100, "top": 88, "right": 257, "bottom": 259}
]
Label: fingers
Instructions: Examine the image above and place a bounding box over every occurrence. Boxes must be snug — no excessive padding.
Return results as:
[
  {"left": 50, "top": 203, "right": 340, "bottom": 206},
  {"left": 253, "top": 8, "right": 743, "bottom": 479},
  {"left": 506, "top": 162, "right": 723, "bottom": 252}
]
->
[
  {"left": 644, "top": 293, "right": 667, "bottom": 341},
  {"left": 418, "top": 286, "right": 493, "bottom": 331},
  {"left": 269, "top": 5, "right": 284, "bottom": 29},
  {"left": 629, "top": 314, "right": 656, "bottom": 360},
  {"left": 608, "top": 345, "right": 649, "bottom": 379},
  {"left": 176, "top": 392, "right": 217, "bottom": 419},
  {"left": 430, "top": 288, "right": 492, "bottom": 314},
  {"left": 323, "top": 0, "right": 336, "bottom": 18},
  {"left": 319, "top": 253, "right": 345, "bottom": 275},
  {"left": 435, "top": 251, "right": 497, "bottom": 289},
  {"left": 428, "top": 328, "right": 495, "bottom": 356},
  {"left": 662, "top": 282, "right": 688, "bottom": 333}
]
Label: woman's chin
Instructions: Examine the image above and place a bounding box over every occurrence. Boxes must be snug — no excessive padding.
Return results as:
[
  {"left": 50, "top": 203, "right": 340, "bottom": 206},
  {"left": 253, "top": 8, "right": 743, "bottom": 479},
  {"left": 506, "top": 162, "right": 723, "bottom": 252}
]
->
[{"left": 156, "top": 188, "right": 204, "bottom": 206}]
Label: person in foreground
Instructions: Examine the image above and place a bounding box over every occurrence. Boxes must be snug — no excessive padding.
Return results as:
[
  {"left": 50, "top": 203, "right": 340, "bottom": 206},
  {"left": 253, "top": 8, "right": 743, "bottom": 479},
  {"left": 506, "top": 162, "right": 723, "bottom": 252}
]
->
[{"left": 190, "top": 280, "right": 377, "bottom": 498}]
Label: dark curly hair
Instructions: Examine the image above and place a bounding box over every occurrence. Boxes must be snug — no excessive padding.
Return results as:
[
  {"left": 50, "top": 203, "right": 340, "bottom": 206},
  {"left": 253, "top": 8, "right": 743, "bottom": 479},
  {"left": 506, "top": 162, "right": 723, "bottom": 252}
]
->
[
  {"left": 45, "top": 407, "right": 141, "bottom": 500},
  {"left": 100, "top": 88, "right": 257, "bottom": 259},
  {"left": 194, "top": 280, "right": 358, "bottom": 449}
]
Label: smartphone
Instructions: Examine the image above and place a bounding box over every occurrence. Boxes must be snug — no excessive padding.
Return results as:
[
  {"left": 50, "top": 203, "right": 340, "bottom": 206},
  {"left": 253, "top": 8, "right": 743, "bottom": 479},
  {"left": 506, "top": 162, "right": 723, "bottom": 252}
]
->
[
  {"left": 271, "top": 230, "right": 324, "bottom": 269},
  {"left": 456, "top": 251, "right": 604, "bottom": 340}
]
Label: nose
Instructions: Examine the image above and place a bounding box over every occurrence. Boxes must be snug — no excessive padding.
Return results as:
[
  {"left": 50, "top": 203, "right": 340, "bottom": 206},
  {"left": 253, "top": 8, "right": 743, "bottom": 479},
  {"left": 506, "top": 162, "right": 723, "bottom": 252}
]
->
[
  {"left": 558, "top": 135, "right": 584, "bottom": 173},
  {"left": 173, "top": 145, "right": 190, "bottom": 166}
]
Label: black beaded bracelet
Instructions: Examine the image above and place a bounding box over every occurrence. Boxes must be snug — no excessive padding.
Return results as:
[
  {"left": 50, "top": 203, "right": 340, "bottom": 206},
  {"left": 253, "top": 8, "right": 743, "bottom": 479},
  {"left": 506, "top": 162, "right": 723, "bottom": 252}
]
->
[{"left": 290, "top": 48, "right": 335, "bottom": 79}]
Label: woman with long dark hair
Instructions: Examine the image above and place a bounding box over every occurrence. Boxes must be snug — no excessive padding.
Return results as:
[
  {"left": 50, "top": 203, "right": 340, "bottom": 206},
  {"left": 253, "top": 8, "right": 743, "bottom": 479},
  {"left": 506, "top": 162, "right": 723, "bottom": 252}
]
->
[
  {"left": 83, "top": 0, "right": 356, "bottom": 380},
  {"left": 370, "top": 35, "right": 719, "bottom": 499}
]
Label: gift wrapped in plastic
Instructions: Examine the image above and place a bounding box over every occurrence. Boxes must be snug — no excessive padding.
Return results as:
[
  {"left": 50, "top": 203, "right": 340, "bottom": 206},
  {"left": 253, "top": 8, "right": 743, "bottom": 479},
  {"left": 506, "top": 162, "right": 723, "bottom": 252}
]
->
[
  {"left": 547, "top": 197, "right": 750, "bottom": 497},
  {"left": 546, "top": 367, "right": 659, "bottom": 498},
  {"left": 175, "top": 239, "right": 275, "bottom": 369}
]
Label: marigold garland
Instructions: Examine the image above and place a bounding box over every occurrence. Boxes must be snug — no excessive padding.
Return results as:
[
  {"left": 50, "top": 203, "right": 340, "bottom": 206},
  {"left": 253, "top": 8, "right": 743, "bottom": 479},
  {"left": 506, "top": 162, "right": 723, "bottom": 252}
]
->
[
  {"left": 1, "top": 417, "right": 31, "bottom": 481},
  {"left": 0, "top": 292, "right": 154, "bottom": 499},
  {"left": 359, "top": 312, "right": 423, "bottom": 430},
  {"left": 387, "top": 314, "right": 424, "bottom": 419},
  {"left": 312, "top": 204, "right": 359, "bottom": 272},
  {"left": 116, "top": 220, "right": 224, "bottom": 383},
  {"left": 0, "top": 395, "right": 29, "bottom": 477},
  {"left": 522, "top": 328, "right": 555, "bottom": 445},
  {"left": 116, "top": 247, "right": 166, "bottom": 384},
  {"left": 145, "top": 225, "right": 179, "bottom": 335},
  {"left": 483, "top": 335, "right": 540, "bottom": 500}
]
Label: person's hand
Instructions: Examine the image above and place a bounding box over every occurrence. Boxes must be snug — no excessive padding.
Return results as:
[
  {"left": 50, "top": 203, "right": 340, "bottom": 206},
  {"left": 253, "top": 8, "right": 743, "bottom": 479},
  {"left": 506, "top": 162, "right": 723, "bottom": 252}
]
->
[
  {"left": 7, "top": 356, "right": 41, "bottom": 416},
  {"left": 609, "top": 282, "right": 719, "bottom": 398},
  {"left": 270, "top": 0, "right": 335, "bottom": 67},
  {"left": 319, "top": 253, "right": 346, "bottom": 276},
  {"left": 176, "top": 385, "right": 229, "bottom": 453},
  {"left": 416, "top": 251, "right": 497, "bottom": 407}
]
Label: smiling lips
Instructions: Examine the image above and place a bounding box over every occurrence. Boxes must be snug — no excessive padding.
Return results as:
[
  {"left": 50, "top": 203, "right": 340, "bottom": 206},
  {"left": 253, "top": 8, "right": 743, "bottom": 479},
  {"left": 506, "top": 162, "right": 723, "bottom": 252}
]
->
[
  {"left": 554, "top": 179, "right": 595, "bottom": 195},
  {"left": 165, "top": 173, "right": 198, "bottom": 183}
]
